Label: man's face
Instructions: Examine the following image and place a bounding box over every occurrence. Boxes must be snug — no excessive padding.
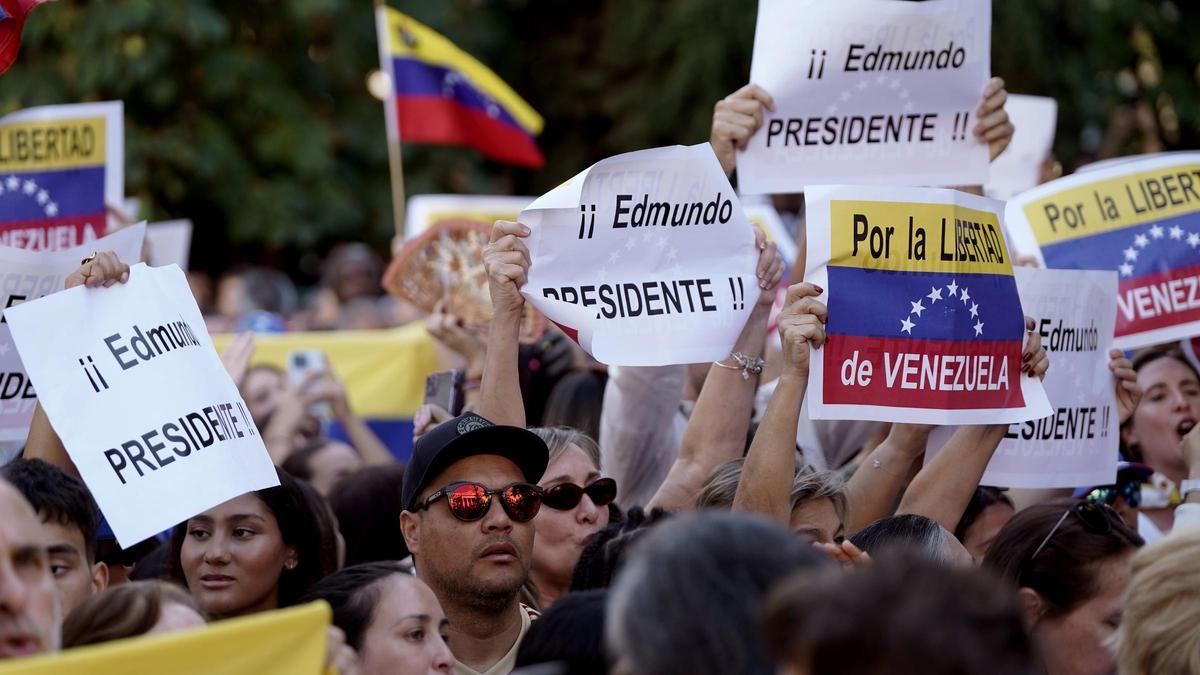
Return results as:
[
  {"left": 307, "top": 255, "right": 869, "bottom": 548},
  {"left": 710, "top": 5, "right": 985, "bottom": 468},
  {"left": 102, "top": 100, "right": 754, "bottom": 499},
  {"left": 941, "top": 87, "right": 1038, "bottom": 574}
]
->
[
  {"left": 0, "top": 482, "right": 62, "bottom": 659},
  {"left": 402, "top": 455, "right": 536, "bottom": 612},
  {"left": 40, "top": 519, "right": 105, "bottom": 615}
]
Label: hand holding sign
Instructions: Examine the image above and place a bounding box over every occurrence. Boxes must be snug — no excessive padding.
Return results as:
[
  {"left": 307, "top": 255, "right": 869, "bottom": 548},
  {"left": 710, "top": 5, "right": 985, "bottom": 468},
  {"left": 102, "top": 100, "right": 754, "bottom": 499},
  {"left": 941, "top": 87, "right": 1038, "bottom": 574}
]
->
[
  {"left": 710, "top": 84, "right": 776, "bottom": 178},
  {"left": 1108, "top": 349, "right": 1141, "bottom": 424},
  {"left": 974, "top": 77, "right": 1014, "bottom": 162},
  {"left": 484, "top": 220, "right": 532, "bottom": 318},
  {"left": 776, "top": 283, "right": 827, "bottom": 379},
  {"left": 65, "top": 250, "right": 130, "bottom": 289}
]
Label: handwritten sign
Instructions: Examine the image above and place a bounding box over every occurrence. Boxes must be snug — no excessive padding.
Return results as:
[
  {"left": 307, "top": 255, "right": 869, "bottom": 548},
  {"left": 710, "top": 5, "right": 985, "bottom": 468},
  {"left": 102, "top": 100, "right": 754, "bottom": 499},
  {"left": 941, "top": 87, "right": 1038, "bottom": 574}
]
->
[
  {"left": 0, "top": 102, "right": 124, "bottom": 250},
  {"left": 1007, "top": 152, "right": 1200, "bottom": 349},
  {"left": 738, "top": 0, "right": 991, "bottom": 194},
  {"left": 805, "top": 185, "right": 1050, "bottom": 424},
  {"left": 6, "top": 264, "right": 278, "bottom": 546},
  {"left": 520, "top": 144, "right": 758, "bottom": 366},
  {"left": 0, "top": 223, "right": 145, "bottom": 441}
]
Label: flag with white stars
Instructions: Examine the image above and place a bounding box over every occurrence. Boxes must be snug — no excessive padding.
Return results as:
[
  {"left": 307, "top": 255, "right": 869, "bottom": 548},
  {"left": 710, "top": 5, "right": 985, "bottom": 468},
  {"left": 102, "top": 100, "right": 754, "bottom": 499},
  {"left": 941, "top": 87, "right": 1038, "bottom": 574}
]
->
[
  {"left": 1006, "top": 152, "right": 1200, "bottom": 349},
  {"left": 804, "top": 185, "right": 1052, "bottom": 425},
  {"left": 0, "top": 101, "right": 124, "bottom": 251}
]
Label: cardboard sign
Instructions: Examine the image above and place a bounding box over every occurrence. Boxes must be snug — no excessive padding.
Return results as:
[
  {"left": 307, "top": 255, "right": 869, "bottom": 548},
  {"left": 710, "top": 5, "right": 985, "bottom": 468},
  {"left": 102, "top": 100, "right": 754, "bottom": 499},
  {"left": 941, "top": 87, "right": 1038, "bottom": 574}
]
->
[
  {"left": 1006, "top": 152, "right": 1200, "bottom": 349},
  {"left": 520, "top": 144, "right": 758, "bottom": 366},
  {"left": 738, "top": 0, "right": 991, "bottom": 194},
  {"left": 926, "top": 268, "right": 1119, "bottom": 488},
  {"left": 804, "top": 185, "right": 1051, "bottom": 424},
  {"left": 0, "top": 102, "right": 124, "bottom": 250},
  {"left": 6, "top": 264, "right": 278, "bottom": 546},
  {"left": 985, "top": 94, "right": 1057, "bottom": 200},
  {"left": 0, "top": 223, "right": 145, "bottom": 441}
]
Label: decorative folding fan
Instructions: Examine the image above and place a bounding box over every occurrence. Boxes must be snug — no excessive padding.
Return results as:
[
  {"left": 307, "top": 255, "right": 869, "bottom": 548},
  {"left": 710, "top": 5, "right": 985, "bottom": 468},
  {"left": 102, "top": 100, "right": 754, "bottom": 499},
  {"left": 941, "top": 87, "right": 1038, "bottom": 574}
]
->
[{"left": 383, "top": 219, "right": 545, "bottom": 342}]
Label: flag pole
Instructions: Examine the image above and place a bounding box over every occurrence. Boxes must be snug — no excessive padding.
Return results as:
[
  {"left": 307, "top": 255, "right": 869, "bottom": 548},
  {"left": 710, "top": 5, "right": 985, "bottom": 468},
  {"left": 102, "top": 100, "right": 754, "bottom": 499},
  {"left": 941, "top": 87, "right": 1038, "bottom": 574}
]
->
[{"left": 375, "top": 0, "right": 407, "bottom": 245}]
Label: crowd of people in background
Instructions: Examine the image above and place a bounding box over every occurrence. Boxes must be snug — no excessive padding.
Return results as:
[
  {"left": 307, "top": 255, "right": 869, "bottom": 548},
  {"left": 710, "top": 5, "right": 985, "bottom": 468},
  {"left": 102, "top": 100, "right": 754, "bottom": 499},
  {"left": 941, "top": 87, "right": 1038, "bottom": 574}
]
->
[{"left": 0, "top": 37, "right": 1198, "bottom": 675}]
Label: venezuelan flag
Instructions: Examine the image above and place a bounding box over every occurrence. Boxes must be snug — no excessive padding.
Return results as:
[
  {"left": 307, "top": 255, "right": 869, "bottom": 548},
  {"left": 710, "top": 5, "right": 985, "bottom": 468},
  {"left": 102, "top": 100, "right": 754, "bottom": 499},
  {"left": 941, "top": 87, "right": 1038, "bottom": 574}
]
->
[
  {"left": 375, "top": 6, "right": 545, "bottom": 168},
  {"left": 0, "top": 101, "right": 122, "bottom": 251},
  {"left": 213, "top": 323, "right": 441, "bottom": 461},
  {"left": 821, "top": 199, "right": 1027, "bottom": 412}
]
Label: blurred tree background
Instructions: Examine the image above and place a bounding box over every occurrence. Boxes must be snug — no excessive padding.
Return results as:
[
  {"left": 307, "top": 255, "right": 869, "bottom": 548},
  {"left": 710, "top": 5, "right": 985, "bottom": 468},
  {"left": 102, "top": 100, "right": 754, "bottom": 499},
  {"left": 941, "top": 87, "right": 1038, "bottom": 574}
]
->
[{"left": 0, "top": 0, "right": 1194, "bottom": 279}]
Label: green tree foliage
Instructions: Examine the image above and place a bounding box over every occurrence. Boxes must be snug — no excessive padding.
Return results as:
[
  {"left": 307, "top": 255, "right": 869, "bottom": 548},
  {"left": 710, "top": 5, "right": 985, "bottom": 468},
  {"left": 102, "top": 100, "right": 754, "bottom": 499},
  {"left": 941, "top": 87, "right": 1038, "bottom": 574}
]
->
[{"left": 1, "top": 0, "right": 1195, "bottom": 266}]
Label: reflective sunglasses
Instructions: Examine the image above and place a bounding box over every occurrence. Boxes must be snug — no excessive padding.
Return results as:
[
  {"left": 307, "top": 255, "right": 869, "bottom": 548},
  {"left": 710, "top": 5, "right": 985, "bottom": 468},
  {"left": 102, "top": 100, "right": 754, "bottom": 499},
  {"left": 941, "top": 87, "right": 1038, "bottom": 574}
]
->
[
  {"left": 1030, "top": 501, "right": 1118, "bottom": 561},
  {"left": 542, "top": 477, "right": 618, "bottom": 511},
  {"left": 1083, "top": 481, "right": 1142, "bottom": 509},
  {"left": 415, "top": 481, "right": 543, "bottom": 523}
]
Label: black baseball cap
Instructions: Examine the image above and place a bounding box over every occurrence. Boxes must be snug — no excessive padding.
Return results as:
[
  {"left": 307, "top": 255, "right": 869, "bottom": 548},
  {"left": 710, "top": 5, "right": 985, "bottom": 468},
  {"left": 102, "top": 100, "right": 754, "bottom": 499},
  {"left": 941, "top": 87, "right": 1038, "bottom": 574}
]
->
[{"left": 401, "top": 412, "right": 549, "bottom": 511}]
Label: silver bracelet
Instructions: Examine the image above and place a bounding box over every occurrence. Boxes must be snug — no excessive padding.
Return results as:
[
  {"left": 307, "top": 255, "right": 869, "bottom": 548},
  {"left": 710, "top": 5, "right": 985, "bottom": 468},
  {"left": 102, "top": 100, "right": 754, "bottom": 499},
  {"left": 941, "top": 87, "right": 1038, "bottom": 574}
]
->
[{"left": 713, "top": 352, "right": 765, "bottom": 381}]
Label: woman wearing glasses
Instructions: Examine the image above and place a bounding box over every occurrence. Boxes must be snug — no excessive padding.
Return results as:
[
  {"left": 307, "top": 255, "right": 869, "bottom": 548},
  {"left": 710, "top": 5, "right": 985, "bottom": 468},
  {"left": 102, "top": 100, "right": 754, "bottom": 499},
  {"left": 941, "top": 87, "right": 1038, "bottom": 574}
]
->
[
  {"left": 983, "top": 500, "right": 1142, "bottom": 675},
  {"left": 525, "top": 427, "right": 617, "bottom": 610}
]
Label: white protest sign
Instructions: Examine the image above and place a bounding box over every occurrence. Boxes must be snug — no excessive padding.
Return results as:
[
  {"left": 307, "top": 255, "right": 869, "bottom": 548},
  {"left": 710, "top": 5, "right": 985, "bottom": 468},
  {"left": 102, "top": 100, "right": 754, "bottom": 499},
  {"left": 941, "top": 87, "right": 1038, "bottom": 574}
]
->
[
  {"left": 145, "top": 220, "right": 193, "bottom": 270},
  {"left": 6, "top": 264, "right": 278, "bottom": 546},
  {"left": 738, "top": 0, "right": 991, "bottom": 194},
  {"left": 924, "top": 268, "right": 1119, "bottom": 488},
  {"left": 0, "top": 223, "right": 145, "bottom": 441},
  {"left": 520, "top": 144, "right": 758, "bottom": 366},
  {"left": 804, "top": 184, "right": 1051, "bottom": 425},
  {"left": 985, "top": 95, "right": 1057, "bottom": 200}
]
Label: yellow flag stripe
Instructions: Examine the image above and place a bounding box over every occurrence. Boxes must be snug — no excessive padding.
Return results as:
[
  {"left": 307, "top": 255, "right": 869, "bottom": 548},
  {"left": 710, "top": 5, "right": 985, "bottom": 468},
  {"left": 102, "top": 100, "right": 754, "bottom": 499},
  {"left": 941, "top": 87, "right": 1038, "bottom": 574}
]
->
[{"left": 0, "top": 117, "right": 107, "bottom": 172}]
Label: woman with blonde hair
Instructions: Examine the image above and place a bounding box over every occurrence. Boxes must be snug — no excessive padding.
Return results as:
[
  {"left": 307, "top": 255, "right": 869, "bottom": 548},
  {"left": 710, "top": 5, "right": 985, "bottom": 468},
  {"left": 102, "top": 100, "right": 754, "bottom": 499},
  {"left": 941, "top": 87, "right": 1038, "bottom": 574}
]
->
[{"left": 1114, "top": 527, "right": 1200, "bottom": 675}]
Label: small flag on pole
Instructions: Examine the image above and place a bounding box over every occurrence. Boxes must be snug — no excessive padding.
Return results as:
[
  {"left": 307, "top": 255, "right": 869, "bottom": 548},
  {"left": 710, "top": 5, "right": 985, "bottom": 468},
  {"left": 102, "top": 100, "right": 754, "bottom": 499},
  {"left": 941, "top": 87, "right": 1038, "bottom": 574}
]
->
[
  {"left": 0, "top": 0, "right": 53, "bottom": 76},
  {"left": 375, "top": 6, "right": 545, "bottom": 169}
]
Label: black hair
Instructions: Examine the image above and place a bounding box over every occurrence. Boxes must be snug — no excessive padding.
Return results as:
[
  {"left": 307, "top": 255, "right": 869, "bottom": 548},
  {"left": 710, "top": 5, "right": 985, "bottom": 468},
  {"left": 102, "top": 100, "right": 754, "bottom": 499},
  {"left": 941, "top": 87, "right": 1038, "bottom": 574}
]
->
[
  {"left": 299, "top": 561, "right": 408, "bottom": 650},
  {"left": 165, "top": 467, "right": 335, "bottom": 614},
  {"left": 983, "top": 500, "right": 1143, "bottom": 618},
  {"left": 328, "top": 464, "right": 409, "bottom": 567},
  {"left": 850, "top": 514, "right": 958, "bottom": 563},
  {"left": 607, "top": 511, "right": 831, "bottom": 675},
  {"left": 515, "top": 589, "right": 608, "bottom": 674},
  {"left": 570, "top": 506, "right": 664, "bottom": 592},
  {"left": 955, "top": 486, "right": 1015, "bottom": 542},
  {"left": 541, "top": 370, "right": 608, "bottom": 443},
  {"left": 2, "top": 458, "right": 100, "bottom": 562}
]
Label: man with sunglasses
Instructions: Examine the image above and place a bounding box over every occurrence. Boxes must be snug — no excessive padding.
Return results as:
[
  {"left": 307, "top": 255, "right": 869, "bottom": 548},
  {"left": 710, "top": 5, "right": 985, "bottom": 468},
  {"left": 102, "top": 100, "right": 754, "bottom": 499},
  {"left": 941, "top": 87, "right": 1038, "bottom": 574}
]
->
[{"left": 400, "top": 411, "right": 549, "bottom": 675}]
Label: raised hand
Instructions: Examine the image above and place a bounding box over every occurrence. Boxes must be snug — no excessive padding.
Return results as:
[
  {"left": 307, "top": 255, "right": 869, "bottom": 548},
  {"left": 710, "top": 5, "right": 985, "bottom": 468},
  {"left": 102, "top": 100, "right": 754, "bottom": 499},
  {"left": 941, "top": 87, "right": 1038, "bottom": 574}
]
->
[
  {"left": 484, "top": 220, "right": 532, "bottom": 318},
  {"left": 973, "top": 76, "right": 1014, "bottom": 161},
  {"left": 776, "top": 282, "right": 827, "bottom": 378},
  {"left": 710, "top": 84, "right": 776, "bottom": 178}
]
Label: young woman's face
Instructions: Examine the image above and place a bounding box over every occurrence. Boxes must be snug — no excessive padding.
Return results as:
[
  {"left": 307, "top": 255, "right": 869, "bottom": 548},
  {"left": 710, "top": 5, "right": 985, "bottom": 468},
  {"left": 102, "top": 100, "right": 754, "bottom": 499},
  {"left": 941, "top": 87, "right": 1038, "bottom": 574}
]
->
[
  {"left": 1033, "top": 554, "right": 1130, "bottom": 675},
  {"left": 532, "top": 445, "right": 609, "bottom": 595},
  {"left": 1128, "top": 357, "right": 1200, "bottom": 479},
  {"left": 180, "top": 493, "right": 295, "bottom": 618},
  {"left": 357, "top": 575, "right": 453, "bottom": 675}
]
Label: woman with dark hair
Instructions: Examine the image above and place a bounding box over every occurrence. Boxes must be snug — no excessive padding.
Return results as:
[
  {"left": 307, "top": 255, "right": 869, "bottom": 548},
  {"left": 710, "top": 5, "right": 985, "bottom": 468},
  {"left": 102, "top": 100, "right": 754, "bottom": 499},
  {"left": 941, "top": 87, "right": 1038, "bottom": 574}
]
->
[
  {"left": 983, "top": 500, "right": 1143, "bottom": 675},
  {"left": 1123, "top": 347, "right": 1200, "bottom": 536},
  {"left": 301, "top": 561, "right": 453, "bottom": 675},
  {"left": 955, "top": 486, "right": 1015, "bottom": 562},
  {"left": 165, "top": 467, "right": 336, "bottom": 619},
  {"left": 63, "top": 581, "right": 205, "bottom": 648}
]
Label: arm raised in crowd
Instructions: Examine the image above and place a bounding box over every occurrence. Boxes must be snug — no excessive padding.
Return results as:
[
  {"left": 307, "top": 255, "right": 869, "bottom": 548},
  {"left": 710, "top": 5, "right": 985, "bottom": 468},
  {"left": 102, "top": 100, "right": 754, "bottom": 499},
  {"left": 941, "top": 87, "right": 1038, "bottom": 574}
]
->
[
  {"left": 897, "top": 319, "right": 1048, "bottom": 530},
  {"left": 647, "top": 229, "right": 783, "bottom": 512},
  {"left": 710, "top": 84, "right": 775, "bottom": 179},
  {"left": 841, "top": 423, "right": 932, "bottom": 533},
  {"left": 732, "top": 282, "right": 824, "bottom": 524},
  {"left": 477, "top": 220, "right": 532, "bottom": 426},
  {"left": 25, "top": 252, "right": 131, "bottom": 477}
]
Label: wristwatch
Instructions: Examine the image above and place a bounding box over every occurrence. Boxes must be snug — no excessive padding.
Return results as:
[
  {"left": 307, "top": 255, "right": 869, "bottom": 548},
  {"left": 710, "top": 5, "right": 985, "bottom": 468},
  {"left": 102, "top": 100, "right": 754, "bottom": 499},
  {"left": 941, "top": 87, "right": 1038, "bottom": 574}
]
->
[{"left": 1181, "top": 479, "right": 1200, "bottom": 500}]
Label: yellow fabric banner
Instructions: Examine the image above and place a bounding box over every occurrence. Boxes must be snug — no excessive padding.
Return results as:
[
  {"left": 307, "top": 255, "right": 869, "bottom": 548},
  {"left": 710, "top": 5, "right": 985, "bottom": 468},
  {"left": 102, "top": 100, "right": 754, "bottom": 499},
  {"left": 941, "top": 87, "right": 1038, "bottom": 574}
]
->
[{"left": 0, "top": 601, "right": 331, "bottom": 675}]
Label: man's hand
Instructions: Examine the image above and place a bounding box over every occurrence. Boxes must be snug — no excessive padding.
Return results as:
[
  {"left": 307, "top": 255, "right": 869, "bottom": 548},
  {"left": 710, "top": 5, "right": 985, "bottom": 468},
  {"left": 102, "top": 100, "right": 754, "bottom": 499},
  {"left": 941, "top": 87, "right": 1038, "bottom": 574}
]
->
[
  {"left": 973, "top": 77, "right": 1013, "bottom": 161},
  {"left": 776, "top": 282, "right": 827, "bottom": 378},
  {"left": 1108, "top": 349, "right": 1141, "bottom": 424},
  {"left": 484, "top": 220, "right": 532, "bottom": 318},
  {"left": 65, "top": 251, "right": 130, "bottom": 289},
  {"left": 1022, "top": 316, "right": 1049, "bottom": 380},
  {"left": 710, "top": 84, "right": 776, "bottom": 178},
  {"left": 753, "top": 226, "right": 785, "bottom": 306}
]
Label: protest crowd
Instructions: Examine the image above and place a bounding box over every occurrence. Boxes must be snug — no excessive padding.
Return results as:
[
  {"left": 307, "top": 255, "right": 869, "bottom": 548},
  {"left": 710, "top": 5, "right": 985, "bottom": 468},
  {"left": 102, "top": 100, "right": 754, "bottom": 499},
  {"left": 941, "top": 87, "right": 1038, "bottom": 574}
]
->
[{"left": 1, "top": 2, "right": 1199, "bottom": 675}]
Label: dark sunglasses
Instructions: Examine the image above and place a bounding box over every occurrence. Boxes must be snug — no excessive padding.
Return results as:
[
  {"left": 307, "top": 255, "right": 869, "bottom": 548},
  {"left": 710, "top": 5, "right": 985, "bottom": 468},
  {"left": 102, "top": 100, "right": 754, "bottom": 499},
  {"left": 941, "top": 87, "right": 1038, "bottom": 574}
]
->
[
  {"left": 1030, "top": 501, "right": 1119, "bottom": 561},
  {"left": 415, "top": 481, "right": 543, "bottom": 523},
  {"left": 1083, "top": 481, "right": 1142, "bottom": 509},
  {"left": 542, "top": 477, "right": 617, "bottom": 511}
]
